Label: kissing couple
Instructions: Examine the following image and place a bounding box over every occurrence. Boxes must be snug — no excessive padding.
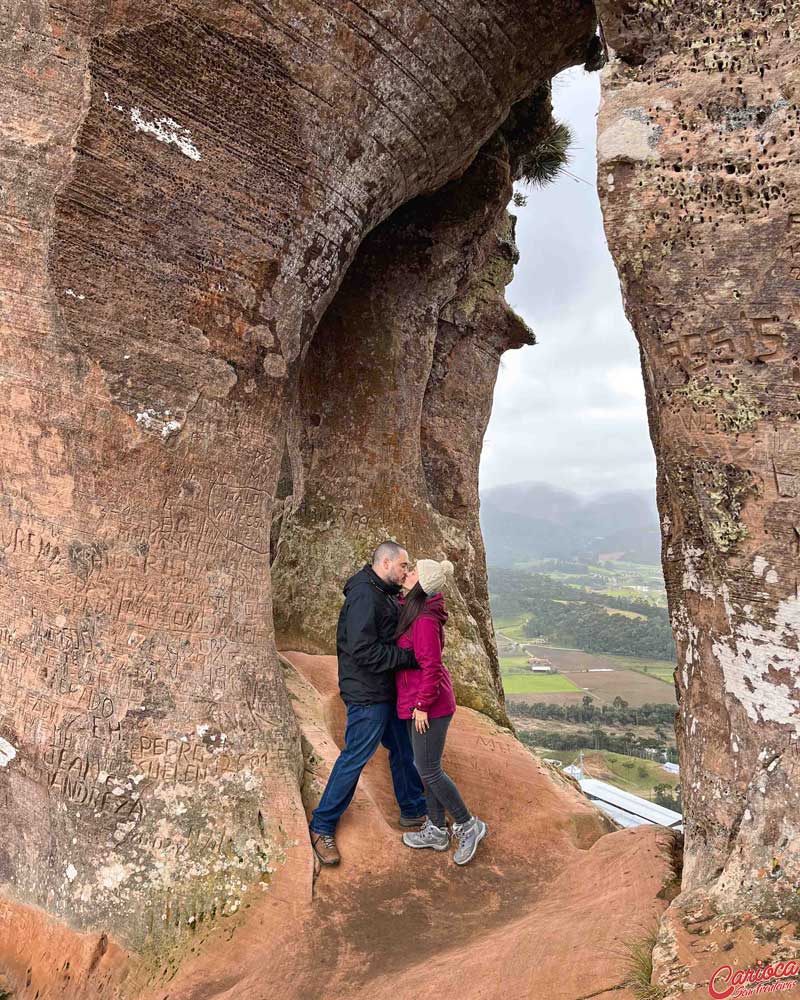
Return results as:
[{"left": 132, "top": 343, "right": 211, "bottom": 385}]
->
[{"left": 308, "top": 541, "right": 488, "bottom": 867}]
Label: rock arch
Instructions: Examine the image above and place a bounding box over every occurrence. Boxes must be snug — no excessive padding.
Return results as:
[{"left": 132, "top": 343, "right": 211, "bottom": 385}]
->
[{"left": 1, "top": 0, "right": 798, "bottom": 994}]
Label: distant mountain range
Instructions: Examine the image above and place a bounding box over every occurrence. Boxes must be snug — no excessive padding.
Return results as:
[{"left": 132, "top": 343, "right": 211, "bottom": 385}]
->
[{"left": 480, "top": 481, "right": 661, "bottom": 566}]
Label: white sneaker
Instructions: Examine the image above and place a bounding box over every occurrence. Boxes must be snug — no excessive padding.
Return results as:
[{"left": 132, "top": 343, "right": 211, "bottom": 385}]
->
[
  {"left": 402, "top": 819, "right": 450, "bottom": 851},
  {"left": 452, "top": 816, "right": 488, "bottom": 865}
]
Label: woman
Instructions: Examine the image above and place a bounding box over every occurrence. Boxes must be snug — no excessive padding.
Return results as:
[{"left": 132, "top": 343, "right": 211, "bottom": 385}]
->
[{"left": 395, "top": 558, "right": 488, "bottom": 865}]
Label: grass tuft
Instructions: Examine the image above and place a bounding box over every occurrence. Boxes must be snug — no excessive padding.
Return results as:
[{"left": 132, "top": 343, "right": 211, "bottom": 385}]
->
[
  {"left": 620, "top": 924, "right": 668, "bottom": 1000},
  {"left": 517, "top": 121, "right": 572, "bottom": 187}
]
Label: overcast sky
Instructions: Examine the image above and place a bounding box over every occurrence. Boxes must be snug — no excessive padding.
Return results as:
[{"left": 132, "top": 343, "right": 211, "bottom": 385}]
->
[{"left": 479, "top": 67, "right": 658, "bottom": 500}]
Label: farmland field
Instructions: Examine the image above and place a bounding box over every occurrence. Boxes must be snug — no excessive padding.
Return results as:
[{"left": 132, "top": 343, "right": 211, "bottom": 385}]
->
[
  {"left": 494, "top": 616, "right": 527, "bottom": 631},
  {"left": 603, "top": 606, "right": 646, "bottom": 620},
  {"left": 503, "top": 645, "right": 677, "bottom": 707},
  {"left": 498, "top": 655, "right": 530, "bottom": 670},
  {"left": 496, "top": 621, "right": 529, "bottom": 643},
  {"left": 501, "top": 673, "right": 583, "bottom": 694},
  {"left": 603, "top": 654, "right": 675, "bottom": 685}
]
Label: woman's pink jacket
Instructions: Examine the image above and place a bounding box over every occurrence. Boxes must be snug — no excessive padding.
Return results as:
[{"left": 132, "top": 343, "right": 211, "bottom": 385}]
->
[{"left": 396, "top": 593, "right": 457, "bottom": 720}]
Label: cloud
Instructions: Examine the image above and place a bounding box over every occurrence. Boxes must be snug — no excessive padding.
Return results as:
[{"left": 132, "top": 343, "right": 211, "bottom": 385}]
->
[
  {"left": 480, "top": 66, "right": 657, "bottom": 499},
  {"left": 606, "top": 365, "right": 648, "bottom": 401}
]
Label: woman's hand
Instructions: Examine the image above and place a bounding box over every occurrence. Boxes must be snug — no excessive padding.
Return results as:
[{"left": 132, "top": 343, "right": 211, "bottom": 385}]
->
[{"left": 413, "top": 708, "right": 429, "bottom": 733}]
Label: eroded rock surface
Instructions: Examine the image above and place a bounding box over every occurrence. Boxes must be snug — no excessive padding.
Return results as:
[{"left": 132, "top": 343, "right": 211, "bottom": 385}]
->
[
  {"left": 5, "top": 0, "right": 800, "bottom": 994},
  {"left": 0, "top": 0, "right": 598, "bottom": 985},
  {"left": 596, "top": 0, "right": 800, "bottom": 936}
]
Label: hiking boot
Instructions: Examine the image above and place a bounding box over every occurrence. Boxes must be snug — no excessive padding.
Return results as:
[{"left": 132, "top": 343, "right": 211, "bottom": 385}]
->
[
  {"left": 402, "top": 819, "right": 450, "bottom": 851},
  {"left": 398, "top": 813, "right": 427, "bottom": 828},
  {"left": 310, "top": 830, "right": 341, "bottom": 866},
  {"left": 452, "top": 816, "right": 488, "bottom": 865}
]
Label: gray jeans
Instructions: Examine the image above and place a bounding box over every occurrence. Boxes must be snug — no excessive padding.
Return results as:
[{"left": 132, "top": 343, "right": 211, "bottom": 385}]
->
[{"left": 406, "top": 714, "right": 470, "bottom": 828}]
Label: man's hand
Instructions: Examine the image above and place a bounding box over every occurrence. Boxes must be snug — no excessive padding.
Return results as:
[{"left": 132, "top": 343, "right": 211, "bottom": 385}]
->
[
  {"left": 412, "top": 708, "right": 429, "bottom": 733},
  {"left": 401, "top": 648, "right": 421, "bottom": 670}
]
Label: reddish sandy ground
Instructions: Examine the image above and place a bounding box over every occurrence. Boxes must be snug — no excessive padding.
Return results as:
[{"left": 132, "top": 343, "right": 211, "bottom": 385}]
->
[{"left": 160, "top": 652, "right": 675, "bottom": 1000}]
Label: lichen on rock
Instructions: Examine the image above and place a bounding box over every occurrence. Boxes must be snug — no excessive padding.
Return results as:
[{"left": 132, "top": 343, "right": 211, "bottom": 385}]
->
[{"left": 597, "top": 0, "right": 800, "bottom": 982}]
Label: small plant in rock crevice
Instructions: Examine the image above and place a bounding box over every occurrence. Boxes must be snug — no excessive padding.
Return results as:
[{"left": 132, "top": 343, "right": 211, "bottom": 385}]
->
[
  {"left": 516, "top": 121, "right": 573, "bottom": 187},
  {"left": 502, "top": 83, "right": 573, "bottom": 189},
  {"left": 619, "top": 924, "right": 669, "bottom": 1000}
]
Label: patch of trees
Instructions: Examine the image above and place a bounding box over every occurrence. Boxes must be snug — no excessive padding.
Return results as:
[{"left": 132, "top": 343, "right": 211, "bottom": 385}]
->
[
  {"left": 490, "top": 568, "right": 675, "bottom": 661},
  {"left": 540, "top": 560, "right": 591, "bottom": 574},
  {"left": 520, "top": 602, "right": 675, "bottom": 659},
  {"left": 509, "top": 696, "right": 675, "bottom": 729},
  {"left": 653, "top": 783, "right": 682, "bottom": 811},
  {"left": 517, "top": 728, "right": 680, "bottom": 765}
]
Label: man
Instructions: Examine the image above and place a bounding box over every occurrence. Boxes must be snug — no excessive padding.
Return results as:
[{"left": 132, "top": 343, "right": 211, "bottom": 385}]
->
[{"left": 309, "top": 541, "right": 427, "bottom": 866}]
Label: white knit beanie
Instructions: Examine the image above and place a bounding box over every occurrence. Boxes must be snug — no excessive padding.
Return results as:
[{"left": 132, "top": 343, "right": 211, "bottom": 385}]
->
[{"left": 416, "top": 558, "right": 454, "bottom": 596}]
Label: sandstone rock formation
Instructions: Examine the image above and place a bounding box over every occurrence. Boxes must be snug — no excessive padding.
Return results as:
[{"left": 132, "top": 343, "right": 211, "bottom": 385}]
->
[
  {"left": 3, "top": 0, "right": 799, "bottom": 995},
  {"left": 0, "top": 0, "right": 606, "bottom": 988},
  {"left": 596, "top": 0, "right": 800, "bottom": 931}
]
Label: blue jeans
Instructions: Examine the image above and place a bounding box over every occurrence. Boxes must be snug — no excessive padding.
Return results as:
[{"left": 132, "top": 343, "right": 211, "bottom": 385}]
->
[{"left": 309, "top": 702, "right": 426, "bottom": 835}]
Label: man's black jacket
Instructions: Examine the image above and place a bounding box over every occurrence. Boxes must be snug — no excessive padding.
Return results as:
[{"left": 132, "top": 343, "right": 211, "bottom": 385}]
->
[{"left": 336, "top": 565, "right": 417, "bottom": 705}]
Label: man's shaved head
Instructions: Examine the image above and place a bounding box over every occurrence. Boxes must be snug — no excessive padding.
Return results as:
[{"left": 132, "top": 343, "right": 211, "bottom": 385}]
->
[
  {"left": 371, "top": 541, "right": 411, "bottom": 587},
  {"left": 372, "top": 541, "right": 405, "bottom": 565}
]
